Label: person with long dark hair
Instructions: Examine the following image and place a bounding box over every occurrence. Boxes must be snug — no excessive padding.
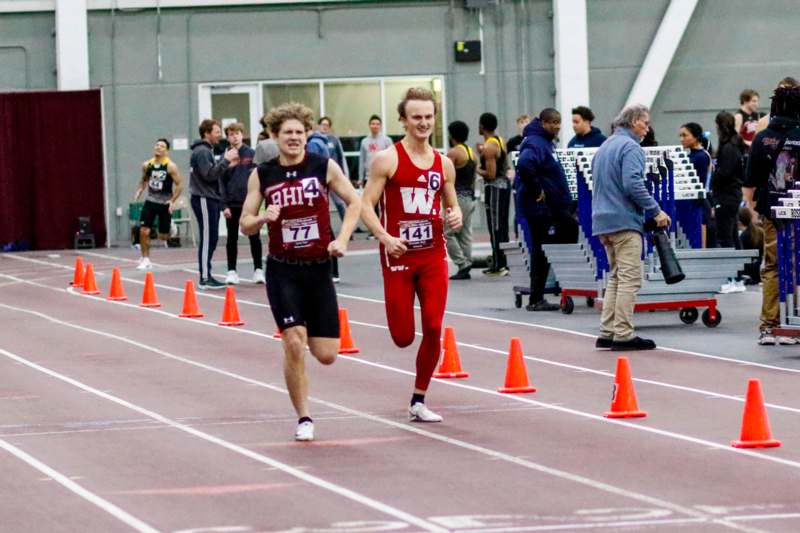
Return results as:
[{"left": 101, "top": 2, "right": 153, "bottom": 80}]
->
[
  {"left": 679, "top": 122, "right": 715, "bottom": 247},
  {"left": 711, "top": 112, "right": 745, "bottom": 249}
]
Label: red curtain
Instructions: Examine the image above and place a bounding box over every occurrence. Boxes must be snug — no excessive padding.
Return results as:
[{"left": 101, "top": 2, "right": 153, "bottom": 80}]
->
[{"left": 0, "top": 89, "right": 106, "bottom": 250}]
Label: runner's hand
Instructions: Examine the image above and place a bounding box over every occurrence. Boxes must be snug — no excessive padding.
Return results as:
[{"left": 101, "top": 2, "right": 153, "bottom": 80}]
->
[
  {"left": 167, "top": 201, "right": 175, "bottom": 214},
  {"left": 445, "top": 208, "right": 462, "bottom": 231},
  {"left": 223, "top": 208, "right": 232, "bottom": 219},
  {"left": 264, "top": 204, "right": 280, "bottom": 223},
  {"left": 328, "top": 238, "right": 348, "bottom": 258},
  {"left": 382, "top": 235, "right": 408, "bottom": 258}
]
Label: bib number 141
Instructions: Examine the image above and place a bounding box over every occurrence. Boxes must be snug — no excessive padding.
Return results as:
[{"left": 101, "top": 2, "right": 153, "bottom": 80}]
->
[{"left": 399, "top": 220, "right": 433, "bottom": 250}]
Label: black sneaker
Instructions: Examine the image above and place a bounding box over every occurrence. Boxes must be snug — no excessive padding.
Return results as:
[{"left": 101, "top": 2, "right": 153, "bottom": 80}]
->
[
  {"left": 595, "top": 337, "right": 613, "bottom": 349},
  {"left": 199, "top": 277, "right": 226, "bottom": 290},
  {"left": 449, "top": 267, "right": 471, "bottom": 280},
  {"left": 525, "top": 300, "right": 560, "bottom": 311},
  {"left": 610, "top": 336, "right": 656, "bottom": 351}
]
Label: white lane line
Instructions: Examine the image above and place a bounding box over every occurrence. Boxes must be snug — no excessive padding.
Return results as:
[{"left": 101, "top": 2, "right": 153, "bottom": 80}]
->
[
  {"left": 0, "top": 437, "right": 159, "bottom": 533},
  {"left": 8, "top": 265, "right": 793, "bottom": 416},
  {"left": 456, "top": 517, "right": 709, "bottom": 532},
  {"left": 0, "top": 347, "right": 447, "bottom": 533},
  {"left": 3, "top": 275, "right": 800, "bottom": 471},
  {"left": 0, "top": 306, "right": 756, "bottom": 532},
  {"left": 6, "top": 252, "right": 800, "bottom": 377}
]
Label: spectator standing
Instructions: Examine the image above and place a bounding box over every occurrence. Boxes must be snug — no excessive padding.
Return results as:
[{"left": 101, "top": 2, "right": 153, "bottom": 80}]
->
[
  {"left": 711, "top": 112, "right": 745, "bottom": 249},
  {"left": 515, "top": 109, "right": 577, "bottom": 311},
  {"left": 743, "top": 86, "right": 800, "bottom": 345},
  {"left": 640, "top": 126, "right": 658, "bottom": 147},
  {"left": 190, "top": 119, "right": 237, "bottom": 290},
  {"left": 757, "top": 78, "right": 799, "bottom": 133},
  {"left": 679, "top": 122, "right": 715, "bottom": 248},
  {"left": 735, "top": 89, "right": 764, "bottom": 148},
  {"left": 477, "top": 112, "right": 511, "bottom": 276},
  {"left": 318, "top": 116, "right": 350, "bottom": 223},
  {"left": 592, "top": 104, "right": 670, "bottom": 350},
  {"left": 445, "top": 120, "right": 478, "bottom": 280},
  {"left": 358, "top": 115, "right": 393, "bottom": 187},
  {"left": 568, "top": 106, "right": 607, "bottom": 148},
  {"left": 506, "top": 114, "right": 531, "bottom": 155},
  {"left": 220, "top": 123, "right": 262, "bottom": 285}
]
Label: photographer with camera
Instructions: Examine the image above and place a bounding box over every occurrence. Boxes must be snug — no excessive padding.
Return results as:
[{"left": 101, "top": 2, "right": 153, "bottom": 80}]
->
[{"left": 592, "top": 104, "right": 670, "bottom": 351}]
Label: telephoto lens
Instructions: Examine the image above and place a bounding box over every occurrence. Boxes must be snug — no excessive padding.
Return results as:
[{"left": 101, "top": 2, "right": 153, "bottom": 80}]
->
[{"left": 644, "top": 218, "right": 685, "bottom": 285}]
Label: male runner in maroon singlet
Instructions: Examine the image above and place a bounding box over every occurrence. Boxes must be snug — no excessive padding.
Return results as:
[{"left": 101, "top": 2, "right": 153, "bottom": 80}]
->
[
  {"left": 240, "top": 103, "right": 361, "bottom": 441},
  {"left": 360, "top": 87, "right": 462, "bottom": 422}
]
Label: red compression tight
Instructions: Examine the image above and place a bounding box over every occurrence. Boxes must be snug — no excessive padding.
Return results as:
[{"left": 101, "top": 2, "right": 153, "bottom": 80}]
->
[{"left": 382, "top": 257, "right": 449, "bottom": 391}]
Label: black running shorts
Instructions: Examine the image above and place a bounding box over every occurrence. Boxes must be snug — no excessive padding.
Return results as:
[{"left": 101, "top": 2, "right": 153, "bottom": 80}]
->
[
  {"left": 266, "top": 256, "right": 340, "bottom": 338},
  {"left": 139, "top": 200, "right": 171, "bottom": 236}
]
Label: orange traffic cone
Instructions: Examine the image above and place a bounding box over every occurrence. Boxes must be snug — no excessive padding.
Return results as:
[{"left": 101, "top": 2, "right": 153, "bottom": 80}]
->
[
  {"left": 272, "top": 327, "right": 282, "bottom": 339},
  {"left": 497, "top": 338, "right": 536, "bottom": 393},
  {"left": 731, "top": 379, "right": 781, "bottom": 448},
  {"left": 433, "top": 326, "right": 469, "bottom": 378},
  {"left": 218, "top": 286, "right": 244, "bottom": 326},
  {"left": 107, "top": 267, "right": 127, "bottom": 301},
  {"left": 338, "top": 308, "right": 360, "bottom": 354},
  {"left": 178, "top": 280, "right": 204, "bottom": 318},
  {"left": 140, "top": 271, "right": 161, "bottom": 308},
  {"left": 81, "top": 263, "right": 100, "bottom": 295},
  {"left": 70, "top": 256, "right": 84, "bottom": 287},
  {"left": 604, "top": 356, "right": 647, "bottom": 418}
]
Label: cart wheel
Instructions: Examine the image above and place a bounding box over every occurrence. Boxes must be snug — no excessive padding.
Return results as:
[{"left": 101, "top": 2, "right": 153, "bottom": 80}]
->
[
  {"left": 586, "top": 297, "right": 595, "bottom": 308},
  {"left": 679, "top": 307, "right": 699, "bottom": 324},
  {"left": 514, "top": 293, "right": 522, "bottom": 309},
  {"left": 561, "top": 296, "right": 575, "bottom": 315},
  {"left": 702, "top": 308, "right": 722, "bottom": 328}
]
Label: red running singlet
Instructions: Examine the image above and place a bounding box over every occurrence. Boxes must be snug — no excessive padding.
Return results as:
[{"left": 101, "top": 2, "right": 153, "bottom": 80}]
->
[
  {"left": 258, "top": 153, "right": 332, "bottom": 261},
  {"left": 379, "top": 141, "right": 449, "bottom": 392},
  {"left": 379, "top": 141, "right": 446, "bottom": 268}
]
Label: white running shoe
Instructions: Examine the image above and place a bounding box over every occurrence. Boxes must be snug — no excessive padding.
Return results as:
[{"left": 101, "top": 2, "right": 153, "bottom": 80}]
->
[
  {"left": 136, "top": 257, "right": 152, "bottom": 270},
  {"left": 758, "top": 331, "right": 776, "bottom": 345},
  {"left": 777, "top": 336, "right": 799, "bottom": 345},
  {"left": 225, "top": 270, "right": 240, "bottom": 285},
  {"left": 718, "top": 280, "right": 736, "bottom": 294},
  {"left": 294, "top": 421, "right": 314, "bottom": 441},
  {"left": 408, "top": 402, "right": 443, "bottom": 423},
  {"left": 252, "top": 268, "right": 265, "bottom": 284},
  {"left": 733, "top": 280, "right": 747, "bottom": 293}
]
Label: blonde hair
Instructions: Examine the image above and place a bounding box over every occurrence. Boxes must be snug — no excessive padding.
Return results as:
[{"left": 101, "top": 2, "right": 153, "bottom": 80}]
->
[
  {"left": 265, "top": 103, "right": 315, "bottom": 135},
  {"left": 397, "top": 87, "right": 438, "bottom": 119}
]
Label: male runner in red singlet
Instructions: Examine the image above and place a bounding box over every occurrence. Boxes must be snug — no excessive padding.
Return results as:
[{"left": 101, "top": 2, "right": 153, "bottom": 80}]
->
[
  {"left": 240, "top": 103, "right": 361, "bottom": 441},
  {"left": 360, "top": 87, "right": 462, "bottom": 423}
]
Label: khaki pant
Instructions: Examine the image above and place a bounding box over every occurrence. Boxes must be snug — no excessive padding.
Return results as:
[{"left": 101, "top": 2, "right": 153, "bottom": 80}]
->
[
  {"left": 599, "top": 230, "right": 643, "bottom": 341},
  {"left": 445, "top": 195, "right": 475, "bottom": 270},
  {"left": 760, "top": 219, "right": 779, "bottom": 331}
]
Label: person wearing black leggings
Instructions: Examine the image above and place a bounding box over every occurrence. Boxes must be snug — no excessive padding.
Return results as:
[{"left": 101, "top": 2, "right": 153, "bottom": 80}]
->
[{"left": 711, "top": 111, "right": 745, "bottom": 249}]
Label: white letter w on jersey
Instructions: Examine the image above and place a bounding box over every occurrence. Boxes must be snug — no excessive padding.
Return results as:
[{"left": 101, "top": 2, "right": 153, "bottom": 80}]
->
[{"left": 400, "top": 187, "right": 435, "bottom": 215}]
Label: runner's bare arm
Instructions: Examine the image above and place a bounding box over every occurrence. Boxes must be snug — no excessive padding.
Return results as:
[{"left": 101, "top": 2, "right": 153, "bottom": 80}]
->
[
  {"left": 441, "top": 156, "right": 463, "bottom": 231},
  {"left": 326, "top": 159, "right": 361, "bottom": 257},
  {"left": 167, "top": 161, "right": 184, "bottom": 210},
  {"left": 135, "top": 162, "right": 148, "bottom": 199},
  {"left": 360, "top": 148, "right": 408, "bottom": 257},
  {"left": 477, "top": 142, "right": 498, "bottom": 180},
  {"left": 239, "top": 169, "right": 271, "bottom": 236}
]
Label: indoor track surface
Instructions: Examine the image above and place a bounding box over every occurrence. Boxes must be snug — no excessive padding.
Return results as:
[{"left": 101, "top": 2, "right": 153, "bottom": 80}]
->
[{"left": 1, "top": 242, "right": 800, "bottom": 533}]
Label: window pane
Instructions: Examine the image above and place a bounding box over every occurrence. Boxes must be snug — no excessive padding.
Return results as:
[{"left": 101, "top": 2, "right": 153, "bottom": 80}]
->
[
  {"left": 384, "top": 78, "right": 444, "bottom": 148},
  {"left": 211, "top": 93, "right": 251, "bottom": 142},
  {"left": 262, "top": 83, "right": 321, "bottom": 119},
  {"left": 323, "top": 81, "right": 381, "bottom": 152}
]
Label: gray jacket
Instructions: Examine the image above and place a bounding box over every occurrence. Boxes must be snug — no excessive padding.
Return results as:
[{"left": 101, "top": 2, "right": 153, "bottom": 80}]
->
[
  {"left": 591, "top": 127, "right": 660, "bottom": 236},
  {"left": 189, "top": 139, "right": 228, "bottom": 200}
]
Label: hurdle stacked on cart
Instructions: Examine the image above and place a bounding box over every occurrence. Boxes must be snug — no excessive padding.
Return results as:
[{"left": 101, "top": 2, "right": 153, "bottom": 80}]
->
[
  {"left": 539, "top": 146, "right": 755, "bottom": 326},
  {"left": 771, "top": 190, "right": 800, "bottom": 335}
]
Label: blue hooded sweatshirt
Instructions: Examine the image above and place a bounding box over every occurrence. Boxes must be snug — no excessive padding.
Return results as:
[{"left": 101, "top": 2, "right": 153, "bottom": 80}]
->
[
  {"left": 568, "top": 126, "right": 607, "bottom": 148},
  {"left": 514, "top": 118, "right": 572, "bottom": 217}
]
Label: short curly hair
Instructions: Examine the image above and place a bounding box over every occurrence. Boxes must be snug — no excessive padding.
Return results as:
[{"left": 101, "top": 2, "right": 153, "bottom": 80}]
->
[{"left": 265, "top": 103, "right": 315, "bottom": 135}]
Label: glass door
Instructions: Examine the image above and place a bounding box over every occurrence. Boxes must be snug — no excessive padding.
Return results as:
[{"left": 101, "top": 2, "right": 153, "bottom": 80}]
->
[{"left": 198, "top": 84, "right": 261, "bottom": 147}]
